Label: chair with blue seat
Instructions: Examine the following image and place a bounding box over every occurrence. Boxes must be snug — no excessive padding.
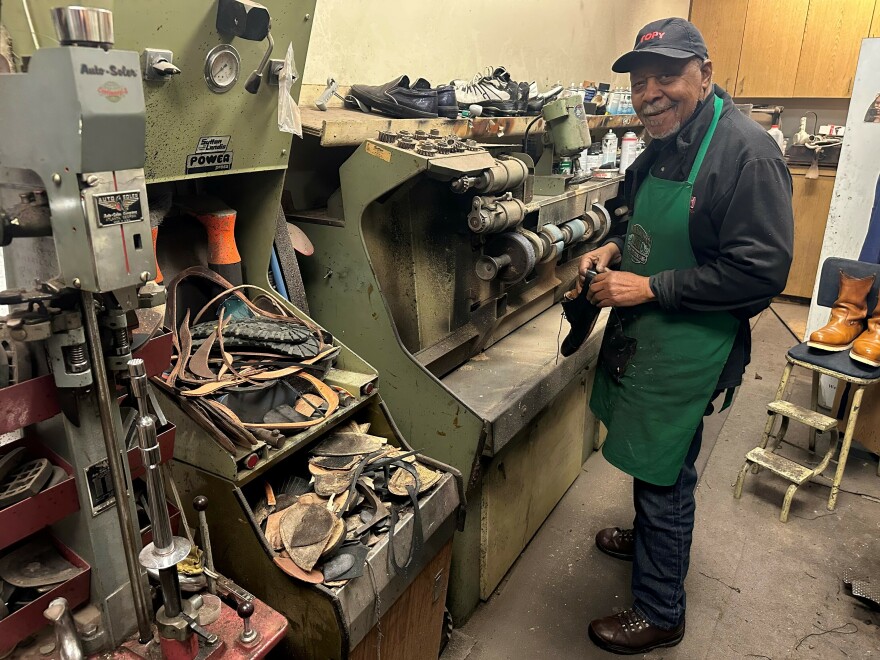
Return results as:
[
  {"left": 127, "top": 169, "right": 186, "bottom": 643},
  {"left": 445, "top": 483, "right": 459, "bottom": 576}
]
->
[{"left": 734, "top": 257, "right": 880, "bottom": 522}]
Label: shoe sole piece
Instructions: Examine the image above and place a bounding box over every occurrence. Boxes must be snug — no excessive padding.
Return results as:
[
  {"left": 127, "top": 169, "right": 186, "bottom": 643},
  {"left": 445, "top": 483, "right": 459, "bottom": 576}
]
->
[
  {"left": 438, "top": 105, "right": 458, "bottom": 119},
  {"left": 588, "top": 623, "right": 685, "bottom": 655},
  {"left": 349, "top": 88, "right": 437, "bottom": 119},
  {"left": 595, "top": 539, "right": 633, "bottom": 561},
  {"left": 849, "top": 350, "right": 880, "bottom": 367},
  {"left": 807, "top": 341, "right": 853, "bottom": 352}
]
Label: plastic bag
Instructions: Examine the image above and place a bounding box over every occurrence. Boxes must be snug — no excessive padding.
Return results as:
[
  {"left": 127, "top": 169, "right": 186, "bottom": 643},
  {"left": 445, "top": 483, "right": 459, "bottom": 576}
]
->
[{"left": 278, "top": 42, "right": 302, "bottom": 136}]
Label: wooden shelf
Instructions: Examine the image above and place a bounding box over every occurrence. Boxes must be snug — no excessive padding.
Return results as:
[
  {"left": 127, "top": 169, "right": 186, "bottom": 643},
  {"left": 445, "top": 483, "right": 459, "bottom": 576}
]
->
[{"left": 300, "top": 106, "right": 642, "bottom": 148}]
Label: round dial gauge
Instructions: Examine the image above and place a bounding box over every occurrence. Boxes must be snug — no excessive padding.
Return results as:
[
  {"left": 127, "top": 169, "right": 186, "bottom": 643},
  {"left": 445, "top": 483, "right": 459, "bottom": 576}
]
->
[{"left": 204, "top": 44, "right": 240, "bottom": 93}]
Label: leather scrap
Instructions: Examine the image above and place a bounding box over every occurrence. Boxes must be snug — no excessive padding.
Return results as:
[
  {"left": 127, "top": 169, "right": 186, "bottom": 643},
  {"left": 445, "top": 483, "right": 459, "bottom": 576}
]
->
[
  {"left": 389, "top": 462, "right": 440, "bottom": 496},
  {"left": 280, "top": 503, "right": 335, "bottom": 548},
  {"left": 273, "top": 555, "right": 323, "bottom": 584}
]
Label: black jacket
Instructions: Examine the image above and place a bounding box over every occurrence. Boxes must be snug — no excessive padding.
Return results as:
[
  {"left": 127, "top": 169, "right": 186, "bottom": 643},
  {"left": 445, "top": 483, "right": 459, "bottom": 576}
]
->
[{"left": 606, "top": 85, "right": 794, "bottom": 388}]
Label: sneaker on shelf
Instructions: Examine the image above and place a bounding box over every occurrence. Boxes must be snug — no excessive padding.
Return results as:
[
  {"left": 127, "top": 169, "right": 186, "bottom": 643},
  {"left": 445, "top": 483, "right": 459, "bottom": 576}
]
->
[{"left": 451, "top": 66, "right": 516, "bottom": 110}]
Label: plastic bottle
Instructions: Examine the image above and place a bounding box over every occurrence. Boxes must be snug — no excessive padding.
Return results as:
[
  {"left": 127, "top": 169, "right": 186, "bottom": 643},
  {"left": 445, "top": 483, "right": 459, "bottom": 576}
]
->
[
  {"left": 792, "top": 117, "right": 809, "bottom": 145},
  {"left": 635, "top": 137, "right": 646, "bottom": 157},
  {"left": 583, "top": 81, "right": 597, "bottom": 103},
  {"left": 607, "top": 88, "right": 621, "bottom": 115},
  {"left": 601, "top": 130, "right": 618, "bottom": 166},
  {"left": 619, "top": 131, "right": 638, "bottom": 173},
  {"left": 768, "top": 124, "right": 785, "bottom": 152}
]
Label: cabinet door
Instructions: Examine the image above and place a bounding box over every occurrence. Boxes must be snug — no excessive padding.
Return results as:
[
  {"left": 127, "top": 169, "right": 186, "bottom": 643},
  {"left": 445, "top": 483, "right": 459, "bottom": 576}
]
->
[
  {"left": 783, "top": 169, "right": 835, "bottom": 299},
  {"left": 689, "top": 0, "right": 749, "bottom": 93},
  {"left": 794, "top": 0, "right": 875, "bottom": 97},
  {"left": 736, "top": 0, "right": 810, "bottom": 97},
  {"left": 871, "top": 0, "right": 880, "bottom": 37}
]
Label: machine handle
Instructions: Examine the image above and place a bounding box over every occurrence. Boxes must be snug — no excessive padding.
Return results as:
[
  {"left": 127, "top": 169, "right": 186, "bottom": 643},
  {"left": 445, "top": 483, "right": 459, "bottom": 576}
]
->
[{"left": 245, "top": 31, "right": 273, "bottom": 94}]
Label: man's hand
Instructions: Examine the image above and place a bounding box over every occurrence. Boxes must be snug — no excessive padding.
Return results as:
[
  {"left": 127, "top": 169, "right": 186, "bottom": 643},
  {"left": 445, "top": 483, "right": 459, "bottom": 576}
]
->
[
  {"left": 587, "top": 271, "right": 656, "bottom": 308},
  {"left": 577, "top": 243, "right": 621, "bottom": 292}
]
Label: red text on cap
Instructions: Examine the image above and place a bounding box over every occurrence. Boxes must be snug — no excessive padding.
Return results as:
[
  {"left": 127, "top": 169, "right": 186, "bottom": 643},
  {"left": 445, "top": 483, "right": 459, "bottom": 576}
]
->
[{"left": 640, "top": 31, "right": 666, "bottom": 43}]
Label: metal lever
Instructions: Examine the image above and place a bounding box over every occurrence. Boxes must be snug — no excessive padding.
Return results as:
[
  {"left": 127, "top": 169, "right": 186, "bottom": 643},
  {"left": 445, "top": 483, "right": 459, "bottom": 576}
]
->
[
  {"left": 152, "top": 58, "right": 181, "bottom": 77},
  {"left": 237, "top": 602, "right": 258, "bottom": 644},
  {"left": 193, "top": 496, "right": 216, "bottom": 595},
  {"left": 244, "top": 30, "right": 273, "bottom": 94},
  {"left": 179, "top": 611, "right": 219, "bottom": 645}
]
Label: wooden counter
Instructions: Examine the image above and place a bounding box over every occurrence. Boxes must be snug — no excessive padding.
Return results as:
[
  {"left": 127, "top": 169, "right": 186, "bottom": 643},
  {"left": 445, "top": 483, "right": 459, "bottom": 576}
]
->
[
  {"left": 784, "top": 165, "right": 837, "bottom": 299},
  {"left": 299, "top": 106, "right": 642, "bottom": 147}
]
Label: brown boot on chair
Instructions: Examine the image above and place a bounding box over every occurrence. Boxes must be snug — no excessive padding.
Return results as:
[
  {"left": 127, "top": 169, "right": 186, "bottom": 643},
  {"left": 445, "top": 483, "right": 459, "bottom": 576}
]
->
[
  {"left": 851, "top": 298, "right": 880, "bottom": 367},
  {"left": 808, "top": 271, "right": 875, "bottom": 352}
]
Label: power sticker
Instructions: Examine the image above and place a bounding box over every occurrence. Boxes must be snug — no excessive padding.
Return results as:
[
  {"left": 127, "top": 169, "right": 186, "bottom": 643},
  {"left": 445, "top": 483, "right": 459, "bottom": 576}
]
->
[{"left": 186, "top": 136, "right": 234, "bottom": 174}]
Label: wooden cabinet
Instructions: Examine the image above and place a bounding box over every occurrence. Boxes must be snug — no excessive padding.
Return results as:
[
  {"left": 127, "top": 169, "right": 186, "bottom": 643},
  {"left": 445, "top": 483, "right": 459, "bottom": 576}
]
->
[
  {"left": 783, "top": 167, "right": 835, "bottom": 299},
  {"left": 688, "top": 0, "right": 749, "bottom": 93},
  {"left": 691, "top": 0, "right": 880, "bottom": 98},
  {"left": 871, "top": 0, "right": 880, "bottom": 37},
  {"left": 736, "top": 0, "right": 811, "bottom": 97},
  {"left": 794, "top": 0, "right": 875, "bottom": 97}
]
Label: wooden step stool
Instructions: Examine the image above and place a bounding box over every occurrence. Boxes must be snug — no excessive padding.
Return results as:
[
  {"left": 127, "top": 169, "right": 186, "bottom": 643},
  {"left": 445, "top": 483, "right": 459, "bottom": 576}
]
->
[{"left": 734, "top": 258, "right": 880, "bottom": 522}]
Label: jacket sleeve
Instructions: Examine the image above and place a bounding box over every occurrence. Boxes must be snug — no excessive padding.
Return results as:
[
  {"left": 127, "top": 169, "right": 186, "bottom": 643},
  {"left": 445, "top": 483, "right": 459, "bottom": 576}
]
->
[{"left": 649, "top": 157, "right": 794, "bottom": 314}]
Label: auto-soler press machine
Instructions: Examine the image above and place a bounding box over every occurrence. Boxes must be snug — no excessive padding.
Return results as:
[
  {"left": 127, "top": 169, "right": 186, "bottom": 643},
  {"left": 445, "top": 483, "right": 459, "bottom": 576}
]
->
[
  {"left": 0, "top": 5, "right": 292, "bottom": 658},
  {"left": 284, "top": 95, "right": 630, "bottom": 621}
]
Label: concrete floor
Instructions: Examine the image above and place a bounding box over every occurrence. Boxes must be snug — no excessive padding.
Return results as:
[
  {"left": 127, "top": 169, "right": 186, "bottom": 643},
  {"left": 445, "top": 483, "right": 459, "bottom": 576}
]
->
[{"left": 444, "top": 309, "right": 880, "bottom": 660}]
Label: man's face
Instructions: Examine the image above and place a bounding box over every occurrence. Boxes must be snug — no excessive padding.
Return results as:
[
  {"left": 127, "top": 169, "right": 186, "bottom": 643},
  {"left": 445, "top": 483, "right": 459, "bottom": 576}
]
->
[{"left": 630, "top": 56, "right": 712, "bottom": 139}]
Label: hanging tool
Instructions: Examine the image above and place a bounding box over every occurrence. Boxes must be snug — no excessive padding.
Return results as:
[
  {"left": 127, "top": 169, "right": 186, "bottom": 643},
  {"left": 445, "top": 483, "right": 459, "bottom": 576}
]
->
[{"left": 176, "top": 195, "right": 243, "bottom": 286}]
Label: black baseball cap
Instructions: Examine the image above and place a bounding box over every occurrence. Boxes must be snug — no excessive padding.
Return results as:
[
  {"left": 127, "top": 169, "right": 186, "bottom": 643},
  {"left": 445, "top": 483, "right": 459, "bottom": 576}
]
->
[{"left": 612, "top": 18, "right": 709, "bottom": 73}]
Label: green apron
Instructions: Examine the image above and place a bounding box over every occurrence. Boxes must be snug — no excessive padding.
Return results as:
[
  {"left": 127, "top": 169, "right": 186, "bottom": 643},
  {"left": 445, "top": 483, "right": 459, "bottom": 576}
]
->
[{"left": 590, "top": 94, "right": 738, "bottom": 486}]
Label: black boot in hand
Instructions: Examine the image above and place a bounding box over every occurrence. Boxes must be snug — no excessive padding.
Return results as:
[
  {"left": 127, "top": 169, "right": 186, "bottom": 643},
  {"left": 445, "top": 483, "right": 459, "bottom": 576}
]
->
[{"left": 560, "top": 270, "right": 601, "bottom": 357}]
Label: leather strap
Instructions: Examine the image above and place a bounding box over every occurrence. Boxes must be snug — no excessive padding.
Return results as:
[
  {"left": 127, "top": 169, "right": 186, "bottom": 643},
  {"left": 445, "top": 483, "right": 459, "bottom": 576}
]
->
[{"left": 204, "top": 373, "right": 339, "bottom": 430}]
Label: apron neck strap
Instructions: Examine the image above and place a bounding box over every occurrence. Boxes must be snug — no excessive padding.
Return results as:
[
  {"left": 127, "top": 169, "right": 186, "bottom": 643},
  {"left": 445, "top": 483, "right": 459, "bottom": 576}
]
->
[{"left": 687, "top": 94, "right": 723, "bottom": 185}]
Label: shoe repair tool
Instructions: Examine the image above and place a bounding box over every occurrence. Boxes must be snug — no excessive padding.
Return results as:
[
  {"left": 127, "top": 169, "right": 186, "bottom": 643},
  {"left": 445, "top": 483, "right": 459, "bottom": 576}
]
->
[
  {"left": 43, "top": 597, "right": 85, "bottom": 660},
  {"left": 315, "top": 77, "right": 370, "bottom": 113},
  {"left": 0, "top": 446, "right": 26, "bottom": 485},
  {"left": 0, "top": 537, "right": 85, "bottom": 588},
  {"left": 129, "top": 358, "right": 197, "bottom": 654},
  {"left": 0, "top": 457, "right": 52, "bottom": 508},
  {"left": 176, "top": 195, "right": 243, "bottom": 287},
  {"left": 193, "top": 495, "right": 217, "bottom": 595}
]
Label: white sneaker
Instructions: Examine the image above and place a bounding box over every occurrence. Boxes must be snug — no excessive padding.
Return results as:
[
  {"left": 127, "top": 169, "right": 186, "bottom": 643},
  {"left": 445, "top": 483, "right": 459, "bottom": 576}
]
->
[{"left": 451, "top": 67, "right": 514, "bottom": 108}]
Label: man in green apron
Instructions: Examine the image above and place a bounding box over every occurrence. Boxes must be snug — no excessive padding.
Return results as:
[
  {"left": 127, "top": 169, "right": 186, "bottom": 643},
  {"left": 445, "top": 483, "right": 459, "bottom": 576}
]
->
[{"left": 582, "top": 18, "right": 794, "bottom": 655}]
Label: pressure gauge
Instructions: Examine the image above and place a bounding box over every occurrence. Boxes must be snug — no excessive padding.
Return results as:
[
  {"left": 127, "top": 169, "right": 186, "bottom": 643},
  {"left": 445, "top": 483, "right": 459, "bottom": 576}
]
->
[{"left": 204, "top": 44, "right": 240, "bottom": 93}]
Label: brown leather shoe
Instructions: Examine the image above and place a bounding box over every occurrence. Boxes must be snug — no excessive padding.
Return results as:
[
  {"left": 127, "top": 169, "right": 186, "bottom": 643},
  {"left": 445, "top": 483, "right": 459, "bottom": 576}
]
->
[
  {"left": 589, "top": 608, "right": 685, "bottom": 655},
  {"left": 808, "top": 271, "right": 875, "bottom": 351},
  {"left": 852, "top": 298, "right": 880, "bottom": 367},
  {"left": 595, "top": 527, "right": 634, "bottom": 561}
]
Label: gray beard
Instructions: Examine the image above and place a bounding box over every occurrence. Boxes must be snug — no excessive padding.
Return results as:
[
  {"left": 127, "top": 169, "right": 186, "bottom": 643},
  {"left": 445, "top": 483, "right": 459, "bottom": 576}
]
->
[{"left": 644, "top": 120, "right": 682, "bottom": 140}]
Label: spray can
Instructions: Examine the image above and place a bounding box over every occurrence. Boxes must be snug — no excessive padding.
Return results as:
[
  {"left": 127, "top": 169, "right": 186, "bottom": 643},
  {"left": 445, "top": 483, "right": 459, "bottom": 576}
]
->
[
  {"left": 601, "top": 130, "right": 618, "bottom": 167},
  {"left": 619, "top": 131, "right": 638, "bottom": 173},
  {"left": 558, "top": 157, "right": 573, "bottom": 175}
]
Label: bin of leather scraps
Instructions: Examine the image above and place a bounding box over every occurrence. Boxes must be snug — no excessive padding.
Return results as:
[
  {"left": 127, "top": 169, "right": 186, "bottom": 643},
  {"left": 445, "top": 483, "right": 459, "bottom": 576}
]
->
[
  {"left": 229, "top": 407, "right": 465, "bottom": 658},
  {"left": 152, "top": 266, "right": 376, "bottom": 476}
]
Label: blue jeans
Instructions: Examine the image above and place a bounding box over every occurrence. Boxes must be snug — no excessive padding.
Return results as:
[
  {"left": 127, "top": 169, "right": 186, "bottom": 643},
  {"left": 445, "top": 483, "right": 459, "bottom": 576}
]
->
[{"left": 631, "top": 420, "right": 704, "bottom": 630}]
